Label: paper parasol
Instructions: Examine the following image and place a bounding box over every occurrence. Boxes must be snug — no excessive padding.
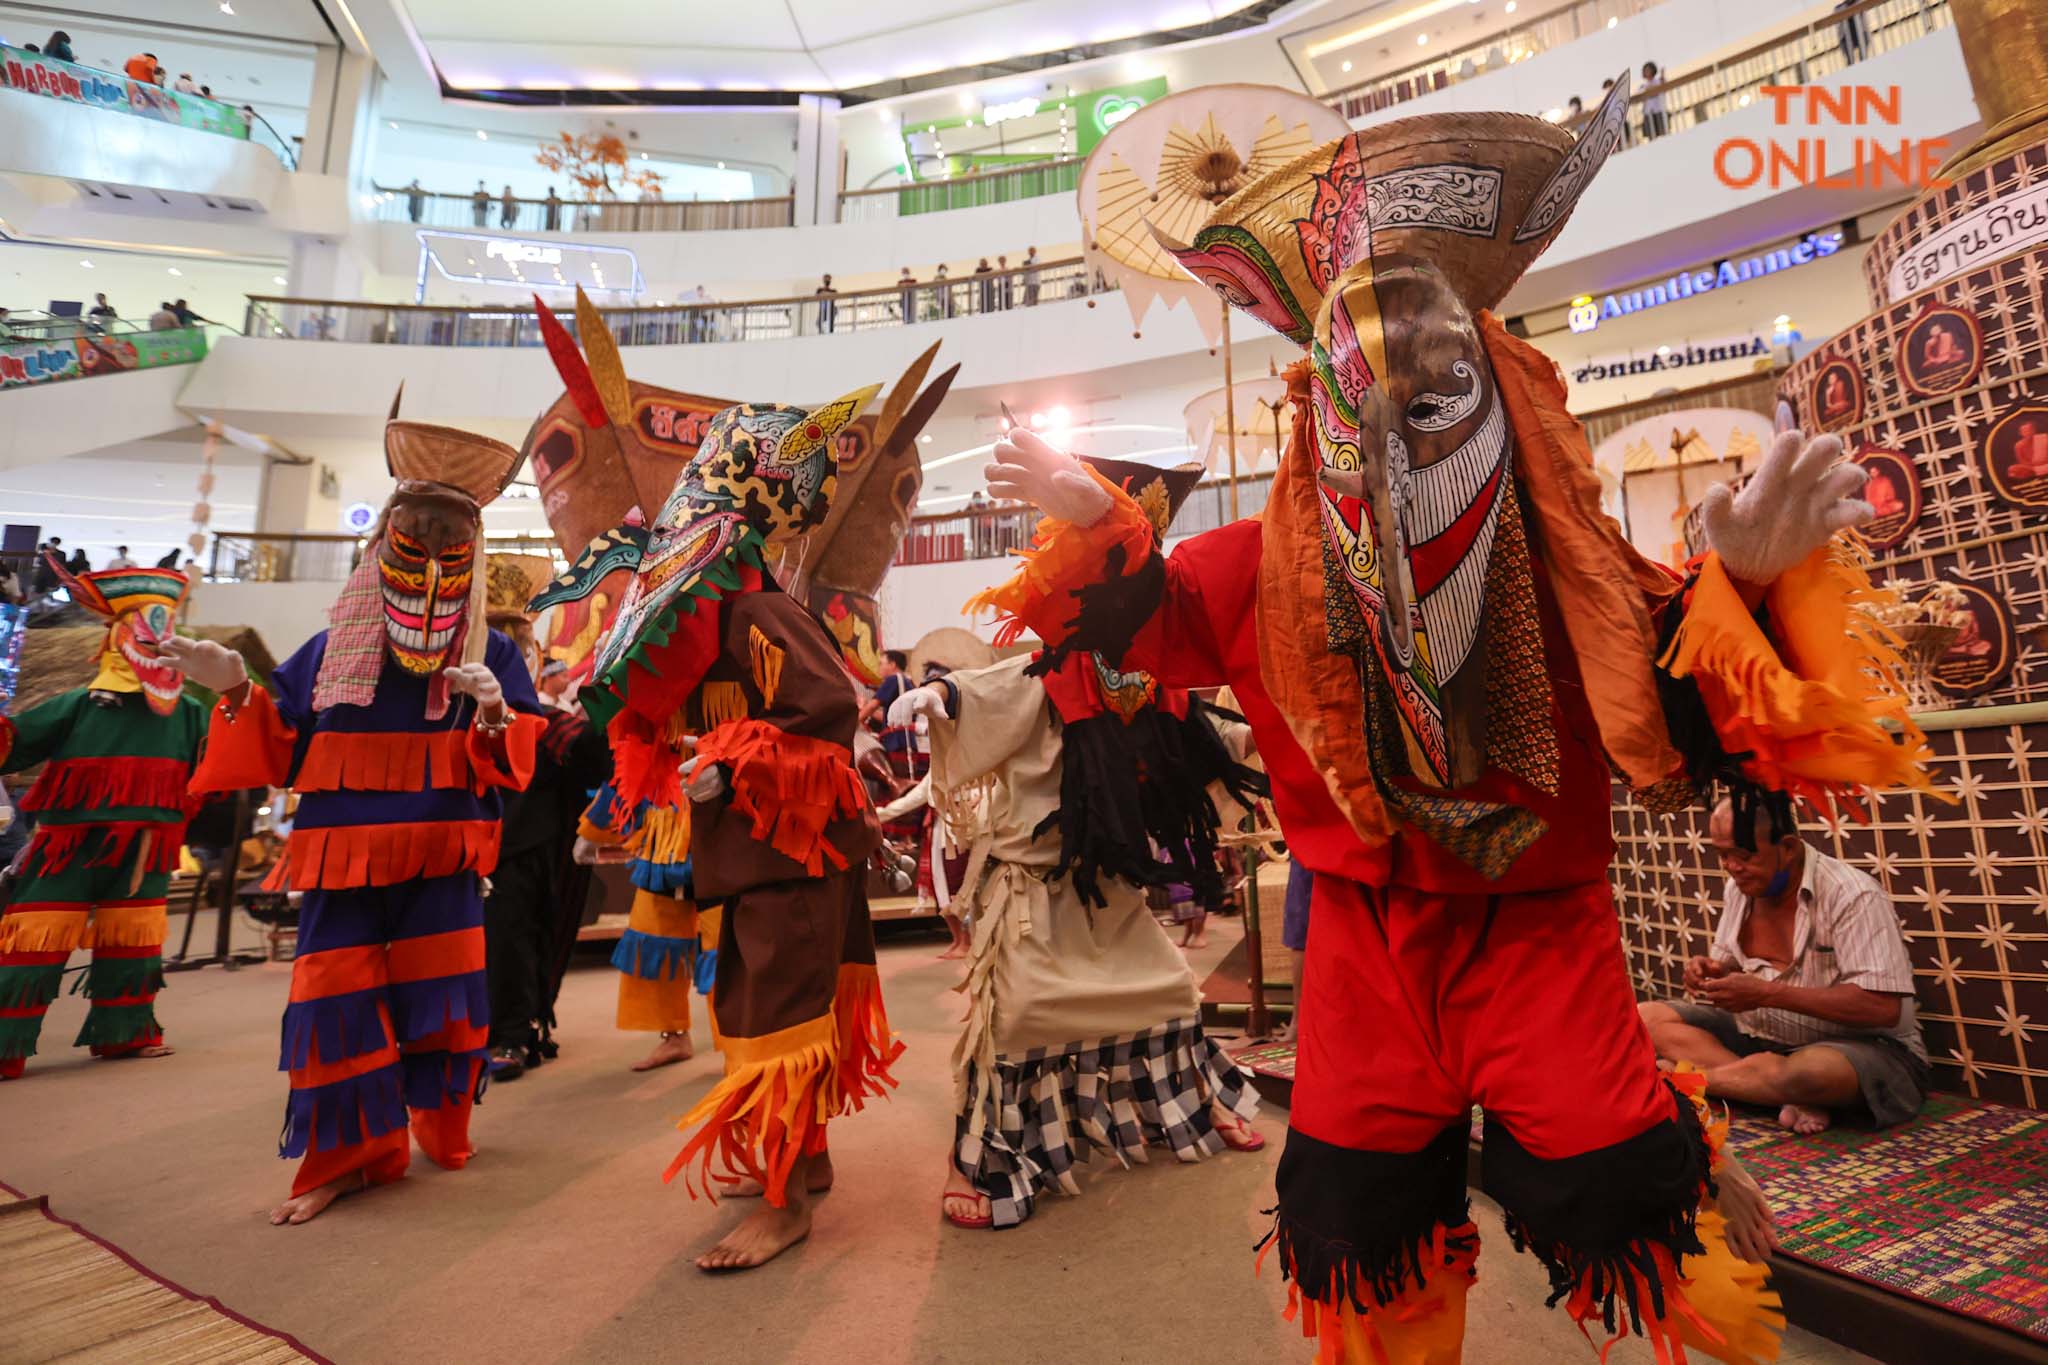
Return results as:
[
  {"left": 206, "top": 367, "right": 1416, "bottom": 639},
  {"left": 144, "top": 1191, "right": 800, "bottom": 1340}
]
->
[
  {"left": 1078, "top": 84, "right": 1350, "bottom": 344},
  {"left": 1183, "top": 374, "right": 1291, "bottom": 473}
]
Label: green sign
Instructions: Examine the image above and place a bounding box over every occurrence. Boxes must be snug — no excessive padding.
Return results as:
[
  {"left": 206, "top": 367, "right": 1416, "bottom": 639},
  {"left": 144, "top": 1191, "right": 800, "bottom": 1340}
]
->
[
  {"left": 0, "top": 326, "right": 207, "bottom": 388},
  {"left": 901, "top": 76, "right": 1169, "bottom": 173}
]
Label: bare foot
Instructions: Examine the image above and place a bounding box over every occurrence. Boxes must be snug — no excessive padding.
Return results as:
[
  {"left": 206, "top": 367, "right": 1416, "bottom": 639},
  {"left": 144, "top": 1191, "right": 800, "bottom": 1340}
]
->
[
  {"left": 936, "top": 944, "right": 966, "bottom": 960},
  {"left": 724, "top": 1149, "right": 835, "bottom": 1198},
  {"left": 98, "top": 1043, "right": 176, "bottom": 1060},
  {"left": 1713, "top": 1153, "right": 1779, "bottom": 1264},
  {"left": 1182, "top": 932, "right": 1210, "bottom": 950},
  {"left": 695, "top": 1199, "right": 812, "bottom": 1270},
  {"left": 269, "top": 1171, "right": 366, "bottom": 1226},
  {"left": 940, "top": 1165, "right": 991, "bottom": 1228},
  {"left": 1275, "top": 1021, "right": 1297, "bottom": 1046},
  {"left": 631, "top": 1032, "right": 693, "bottom": 1072},
  {"left": 1778, "top": 1102, "right": 1832, "bottom": 1135}
]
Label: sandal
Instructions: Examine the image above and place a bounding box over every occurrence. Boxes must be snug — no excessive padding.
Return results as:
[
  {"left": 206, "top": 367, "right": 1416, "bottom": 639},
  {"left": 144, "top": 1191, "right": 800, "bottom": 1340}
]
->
[
  {"left": 487, "top": 1046, "right": 526, "bottom": 1081},
  {"left": 1216, "top": 1115, "right": 1266, "bottom": 1152},
  {"left": 940, "top": 1191, "right": 993, "bottom": 1229}
]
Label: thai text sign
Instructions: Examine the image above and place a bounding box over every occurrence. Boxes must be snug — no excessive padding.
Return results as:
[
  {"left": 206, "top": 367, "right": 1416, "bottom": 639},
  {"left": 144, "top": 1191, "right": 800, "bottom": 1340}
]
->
[
  {"left": 1886, "top": 181, "right": 2048, "bottom": 301},
  {"left": 0, "top": 43, "right": 250, "bottom": 140}
]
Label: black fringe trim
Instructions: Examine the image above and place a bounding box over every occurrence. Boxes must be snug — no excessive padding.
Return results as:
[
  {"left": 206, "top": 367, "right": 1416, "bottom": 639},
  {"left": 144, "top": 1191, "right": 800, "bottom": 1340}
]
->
[
  {"left": 1495, "top": 1080, "right": 1715, "bottom": 1340},
  {"left": 1024, "top": 543, "right": 1166, "bottom": 679},
  {"left": 1257, "top": 1123, "right": 1474, "bottom": 1312}
]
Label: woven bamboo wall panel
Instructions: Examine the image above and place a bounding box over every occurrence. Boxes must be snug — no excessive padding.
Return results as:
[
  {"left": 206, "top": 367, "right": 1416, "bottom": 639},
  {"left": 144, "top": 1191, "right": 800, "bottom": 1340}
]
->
[{"left": 1612, "top": 722, "right": 2048, "bottom": 1112}]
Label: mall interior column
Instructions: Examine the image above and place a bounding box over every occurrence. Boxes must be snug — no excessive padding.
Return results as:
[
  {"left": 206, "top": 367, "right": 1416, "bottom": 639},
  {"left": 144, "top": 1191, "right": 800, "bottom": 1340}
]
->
[{"left": 794, "top": 95, "right": 844, "bottom": 227}]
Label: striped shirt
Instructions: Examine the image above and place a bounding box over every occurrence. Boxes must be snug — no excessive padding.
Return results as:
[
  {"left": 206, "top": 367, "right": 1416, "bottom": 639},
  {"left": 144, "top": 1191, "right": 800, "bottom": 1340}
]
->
[{"left": 1713, "top": 844, "right": 1926, "bottom": 1062}]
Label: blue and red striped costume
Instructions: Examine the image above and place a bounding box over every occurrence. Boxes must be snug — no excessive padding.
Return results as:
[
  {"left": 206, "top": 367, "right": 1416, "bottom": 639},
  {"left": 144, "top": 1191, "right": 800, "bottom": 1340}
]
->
[{"left": 189, "top": 629, "right": 541, "bottom": 1197}]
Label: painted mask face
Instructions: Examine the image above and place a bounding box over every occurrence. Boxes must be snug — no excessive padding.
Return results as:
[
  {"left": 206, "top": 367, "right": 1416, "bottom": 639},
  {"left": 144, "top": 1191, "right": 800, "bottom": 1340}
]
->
[
  {"left": 105, "top": 600, "right": 184, "bottom": 714},
  {"left": 1312, "top": 257, "right": 1510, "bottom": 788},
  {"left": 377, "top": 494, "right": 477, "bottom": 674}
]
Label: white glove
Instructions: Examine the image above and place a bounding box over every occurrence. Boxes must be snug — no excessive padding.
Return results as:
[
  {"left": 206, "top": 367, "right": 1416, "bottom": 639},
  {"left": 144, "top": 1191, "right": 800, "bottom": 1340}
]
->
[
  {"left": 572, "top": 835, "right": 599, "bottom": 866},
  {"left": 156, "top": 636, "right": 246, "bottom": 692},
  {"left": 887, "top": 685, "right": 945, "bottom": 728},
  {"left": 984, "top": 427, "right": 1113, "bottom": 526},
  {"left": 442, "top": 662, "right": 504, "bottom": 712},
  {"left": 677, "top": 736, "right": 727, "bottom": 803},
  {"left": 1701, "top": 427, "right": 1871, "bottom": 585}
]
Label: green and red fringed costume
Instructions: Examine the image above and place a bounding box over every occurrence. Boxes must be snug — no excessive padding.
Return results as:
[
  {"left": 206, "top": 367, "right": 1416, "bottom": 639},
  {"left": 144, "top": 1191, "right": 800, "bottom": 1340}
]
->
[{"left": 0, "top": 687, "right": 206, "bottom": 1077}]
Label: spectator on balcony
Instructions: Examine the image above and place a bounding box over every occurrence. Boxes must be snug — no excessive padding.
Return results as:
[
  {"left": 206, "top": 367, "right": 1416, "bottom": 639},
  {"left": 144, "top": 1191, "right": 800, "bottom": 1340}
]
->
[
  {"left": 933, "top": 263, "right": 953, "bottom": 319},
  {"left": 106, "top": 546, "right": 137, "bottom": 571},
  {"left": 1564, "top": 96, "right": 1583, "bottom": 124},
  {"left": 499, "top": 184, "right": 518, "bottom": 230},
  {"left": 124, "top": 54, "right": 160, "bottom": 85},
  {"left": 974, "top": 258, "right": 994, "bottom": 313},
  {"left": 1835, "top": 0, "right": 1872, "bottom": 64},
  {"left": 0, "top": 306, "right": 13, "bottom": 339},
  {"left": 200, "top": 85, "right": 213, "bottom": 99},
  {"left": 65, "top": 545, "right": 89, "bottom": 576},
  {"left": 471, "top": 180, "right": 490, "bottom": 228},
  {"left": 170, "top": 299, "right": 208, "bottom": 328},
  {"left": 897, "top": 267, "right": 916, "bottom": 322},
  {"left": 815, "top": 274, "right": 838, "bottom": 333},
  {"left": 1022, "top": 247, "right": 1042, "bottom": 306},
  {"left": 32, "top": 542, "right": 59, "bottom": 593},
  {"left": 43, "top": 31, "right": 74, "bottom": 62},
  {"left": 237, "top": 104, "right": 254, "bottom": 134},
  {"left": 996, "top": 254, "right": 1014, "bottom": 310},
  {"left": 149, "top": 302, "right": 179, "bottom": 331},
  {"left": 174, "top": 73, "right": 200, "bottom": 95},
  {"left": 156, "top": 547, "right": 183, "bottom": 569},
  {"left": 406, "top": 178, "right": 426, "bottom": 224},
  {"left": 544, "top": 186, "right": 562, "bottom": 231},
  {"left": 88, "top": 293, "right": 116, "bottom": 324},
  {"left": 1640, "top": 61, "right": 1670, "bottom": 140}
]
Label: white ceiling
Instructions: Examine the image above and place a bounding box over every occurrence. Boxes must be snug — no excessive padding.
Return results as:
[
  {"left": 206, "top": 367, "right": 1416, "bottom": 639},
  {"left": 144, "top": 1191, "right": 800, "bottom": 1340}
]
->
[
  {"left": 404, "top": 0, "right": 1263, "bottom": 91},
  {"left": 0, "top": 0, "right": 336, "bottom": 47}
]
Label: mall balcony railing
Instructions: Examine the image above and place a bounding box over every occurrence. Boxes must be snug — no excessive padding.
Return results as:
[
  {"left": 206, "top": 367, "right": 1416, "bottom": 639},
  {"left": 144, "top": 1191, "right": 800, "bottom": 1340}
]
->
[
  {"left": 205, "top": 529, "right": 561, "bottom": 584},
  {"left": 836, "top": 158, "right": 1083, "bottom": 224},
  {"left": 896, "top": 471, "right": 1278, "bottom": 567},
  {"left": 1554, "top": 0, "right": 1952, "bottom": 147},
  {"left": 1310, "top": 0, "right": 1672, "bottom": 120},
  {"left": 0, "top": 315, "right": 215, "bottom": 390},
  {"left": 367, "top": 185, "right": 795, "bottom": 234},
  {"left": 240, "top": 256, "right": 1111, "bottom": 348},
  {"left": 0, "top": 42, "right": 295, "bottom": 166}
]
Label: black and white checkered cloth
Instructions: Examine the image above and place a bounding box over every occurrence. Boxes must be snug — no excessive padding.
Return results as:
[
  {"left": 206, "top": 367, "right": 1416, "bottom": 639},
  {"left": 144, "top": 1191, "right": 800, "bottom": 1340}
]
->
[{"left": 953, "top": 1016, "right": 1259, "bottom": 1229}]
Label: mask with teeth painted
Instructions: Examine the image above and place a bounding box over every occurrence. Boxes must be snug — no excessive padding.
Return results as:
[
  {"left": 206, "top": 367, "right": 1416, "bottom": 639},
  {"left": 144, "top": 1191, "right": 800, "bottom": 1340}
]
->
[
  {"left": 48, "top": 561, "right": 193, "bottom": 716},
  {"left": 377, "top": 492, "right": 478, "bottom": 675}
]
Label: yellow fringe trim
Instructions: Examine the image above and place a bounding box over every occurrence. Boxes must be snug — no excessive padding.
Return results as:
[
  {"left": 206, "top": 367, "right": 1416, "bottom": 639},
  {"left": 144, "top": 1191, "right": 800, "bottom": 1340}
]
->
[
  {"left": 699, "top": 680, "right": 749, "bottom": 730},
  {"left": 1662, "top": 546, "right": 1937, "bottom": 816},
  {"left": 617, "top": 972, "right": 692, "bottom": 1034},
  {"left": 1273, "top": 1222, "right": 1477, "bottom": 1365},
  {"left": 83, "top": 901, "right": 168, "bottom": 950},
  {"left": 623, "top": 802, "right": 692, "bottom": 868},
  {"left": 626, "top": 887, "right": 698, "bottom": 939},
  {"left": 747, "top": 625, "right": 785, "bottom": 709},
  {"left": 665, "top": 1012, "right": 837, "bottom": 1204},
  {"left": 0, "top": 909, "right": 88, "bottom": 954}
]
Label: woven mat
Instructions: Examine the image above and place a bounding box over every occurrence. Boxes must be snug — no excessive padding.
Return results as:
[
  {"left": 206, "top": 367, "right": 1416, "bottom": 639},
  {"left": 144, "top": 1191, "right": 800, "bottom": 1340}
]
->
[
  {"left": 0, "top": 1193, "right": 326, "bottom": 1364},
  {"left": 1728, "top": 1093, "right": 2048, "bottom": 1342},
  {"left": 1231, "top": 1039, "right": 1298, "bottom": 1079}
]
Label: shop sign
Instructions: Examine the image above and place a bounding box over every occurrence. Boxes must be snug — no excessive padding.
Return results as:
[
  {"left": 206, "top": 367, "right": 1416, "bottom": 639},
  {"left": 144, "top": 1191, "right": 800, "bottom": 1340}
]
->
[
  {"left": 1569, "top": 231, "right": 1842, "bottom": 333},
  {"left": 0, "top": 340, "right": 80, "bottom": 388},
  {"left": 1886, "top": 180, "right": 2048, "bottom": 301},
  {"left": 1569, "top": 333, "right": 1770, "bottom": 385},
  {"left": 0, "top": 326, "right": 208, "bottom": 389}
]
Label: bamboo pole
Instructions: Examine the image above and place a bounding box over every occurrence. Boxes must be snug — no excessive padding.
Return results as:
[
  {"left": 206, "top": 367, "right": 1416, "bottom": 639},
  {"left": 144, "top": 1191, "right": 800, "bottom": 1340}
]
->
[{"left": 1222, "top": 302, "right": 1240, "bottom": 523}]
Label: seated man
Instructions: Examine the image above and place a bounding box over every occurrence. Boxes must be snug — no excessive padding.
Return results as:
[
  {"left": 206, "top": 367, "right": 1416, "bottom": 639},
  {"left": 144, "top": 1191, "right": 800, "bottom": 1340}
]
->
[{"left": 1641, "top": 795, "right": 1931, "bottom": 1134}]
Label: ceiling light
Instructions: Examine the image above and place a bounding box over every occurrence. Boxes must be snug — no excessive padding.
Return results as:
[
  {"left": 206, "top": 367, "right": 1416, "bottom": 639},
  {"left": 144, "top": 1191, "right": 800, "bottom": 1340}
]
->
[
  {"left": 476, "top": 130, "right": 488, "bottom": 140},
  {"left": 1341, "top": 60, "right": 1352, "bottom": 72},
  {"left": 920, "top": 434, "right": 932, "bottom": 444},
  {"left": 1047, "top": 406, "right": 1070, "bottom": 429},
  {"left": 219, "top": 0, "right": 234, "bottom": 12},
  {"left": 273, "top": 275, "right": 286, "bottom": 285},
  {"left": 1656, "top": 345, "right": 1672, "bottom": 356},
  {"left": 1606, "top": 14, "right": 1617, "bottom": 27},
  {"left": 717, "top": 160, "right": 726, "bottom": 169},
  {"left": 1505, "top": 1, "right": 1515, "bottom": 10},
  {"left": 387, "top": 120, "right": 397, "bottom": 129},
  {"left": 168, "top": 267, "right": 183, "bottom": 276},
  {"left": 1417, "top": 32, "right": 1429, "bottom": 45},
  {"left": 958, "top": 91, "right": 976, "bottom": 111},
  {"left": 79, "top": 259, "right": 93, "bottom": 268}
]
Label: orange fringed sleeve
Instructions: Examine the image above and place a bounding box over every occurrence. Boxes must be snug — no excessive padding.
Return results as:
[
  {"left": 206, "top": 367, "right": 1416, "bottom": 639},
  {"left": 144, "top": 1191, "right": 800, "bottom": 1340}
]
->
[
  {"left": 466, "top": 710, "right": 543, "bottom": 793},
  {"left": 1661, "top": 548, "right": 1936, "bottom": 817},
  {"left": 690, "top": 718, "right": 868, "bottom": 876},
  {"left": 187, "top": 687, "right": 298, "bottom": 795},
  {"left": 964, "top": 466, "right": 1159, "bottom": 648}
]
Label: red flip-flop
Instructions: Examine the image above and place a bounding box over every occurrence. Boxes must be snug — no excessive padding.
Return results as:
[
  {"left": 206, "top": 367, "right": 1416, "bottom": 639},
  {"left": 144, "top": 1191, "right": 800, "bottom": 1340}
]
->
[
  {"left": 1218, "top": 1118, "right": 1266, "bottom": 1153},
  {"left": 941, "top": 1193, "right": 993, "bottom": 1229}
]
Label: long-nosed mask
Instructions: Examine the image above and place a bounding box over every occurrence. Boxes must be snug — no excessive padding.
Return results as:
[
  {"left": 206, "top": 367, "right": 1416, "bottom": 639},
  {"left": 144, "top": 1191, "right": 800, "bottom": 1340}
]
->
[{"left": 1310, "top": 256, "right": 1507, "bottom": 788}]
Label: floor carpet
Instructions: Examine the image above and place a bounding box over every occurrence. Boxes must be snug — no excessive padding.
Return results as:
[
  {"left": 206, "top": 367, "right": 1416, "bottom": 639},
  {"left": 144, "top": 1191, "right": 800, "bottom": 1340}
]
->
[{"left": 0, "top": 1188, "right": 326, "bottom": 1363}]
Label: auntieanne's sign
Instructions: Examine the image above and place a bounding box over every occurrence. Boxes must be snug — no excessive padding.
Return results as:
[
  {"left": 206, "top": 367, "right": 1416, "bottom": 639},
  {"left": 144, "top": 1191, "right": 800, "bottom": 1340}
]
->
[
  {"left": 1567, "top": 230, "right": 1842, "bottom": 333},
  {"left": 1571, "top": 334, "right": 1770, "bottom": 385}
]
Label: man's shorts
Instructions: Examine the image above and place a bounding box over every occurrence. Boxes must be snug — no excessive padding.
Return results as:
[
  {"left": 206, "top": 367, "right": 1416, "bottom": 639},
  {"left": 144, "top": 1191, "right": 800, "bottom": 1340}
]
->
[{"left": 1663, "top": 1000, "right": 1929, "bottom": 1128}]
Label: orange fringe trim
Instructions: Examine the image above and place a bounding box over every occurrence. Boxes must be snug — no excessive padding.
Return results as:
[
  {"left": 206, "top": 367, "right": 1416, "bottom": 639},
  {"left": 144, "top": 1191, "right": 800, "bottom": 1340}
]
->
[
  {"left": 963, "top": 466, "right": 1158, "bottom": 648},
  {"left": 1662, "top": 548, "right": 1936, "bottom": 818},
  {"left": 188, "top": 687, "right": 296, "bottom": 795},
  {"left": 295, "top": 729, "right": 473, "bottom": 794},
  {"left": 660, "top": 961, "right": 900, "bottom": 1206},
  {"left": 1265, "top": 1222, "right": 1478, "bottom": 1365},
  {"left": 690, "top": 720, "right": 867, "bottom": 876},
  {"left": 267, "top": 818, "right": 503, "bottom": 891}
]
